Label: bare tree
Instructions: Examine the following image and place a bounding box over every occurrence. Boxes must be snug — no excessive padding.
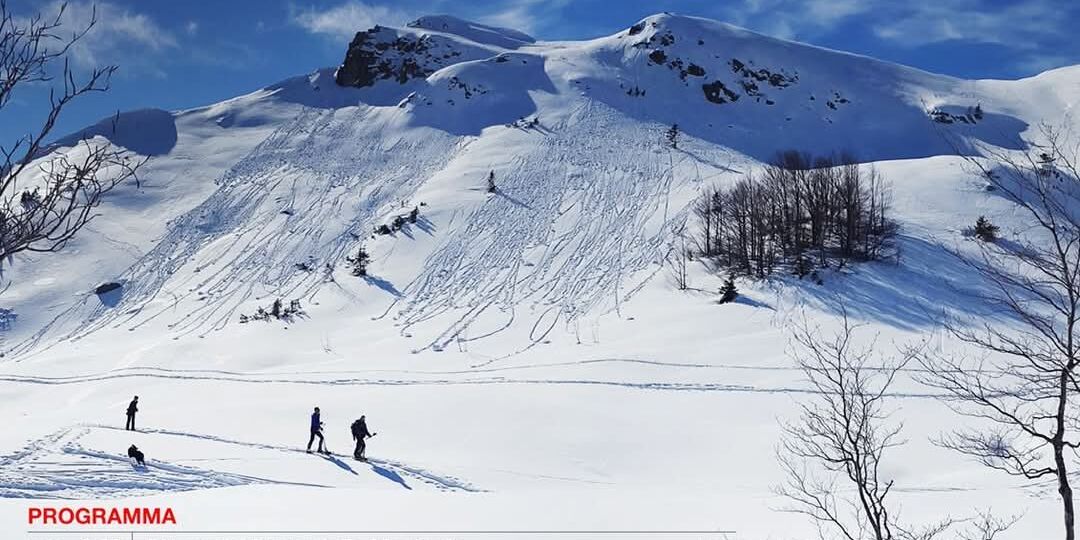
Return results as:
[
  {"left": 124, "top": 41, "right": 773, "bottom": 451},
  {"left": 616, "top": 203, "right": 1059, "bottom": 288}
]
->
[
  {"left": 917, "top": 124, "right": 1080, "bottom": 540},
  {"left": 0, "top": 1, "right": 141, "bottom": 271},
  {"left": 667, "top": 225, "right": 691, "bottom": 290},
  {"left": 777, "top": 311, "right": 951, "bottom": 540}
]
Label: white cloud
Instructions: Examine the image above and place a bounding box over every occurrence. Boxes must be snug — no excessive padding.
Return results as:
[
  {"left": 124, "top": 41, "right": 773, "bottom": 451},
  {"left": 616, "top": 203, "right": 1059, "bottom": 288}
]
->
[
  {"left": 870, "top": 0, "right": 1066, "bottom": 49},
  {"left": 289, "top": 0, "right": 565, "bottom": 41},
  {"left": 291, "top": 1, "right": 413, "bottom": 41},
  {"left": 45, "top": 0, "right": 178, "bottom": 76},
  {"left": 478, "top": 0, "right": 551, "bottom": 34},
  {"left": 719, "top": 0, "right": 1076, "bottom": 61},
  {"left": 185, "top": 21, "right": 199, "bottom": 36}
]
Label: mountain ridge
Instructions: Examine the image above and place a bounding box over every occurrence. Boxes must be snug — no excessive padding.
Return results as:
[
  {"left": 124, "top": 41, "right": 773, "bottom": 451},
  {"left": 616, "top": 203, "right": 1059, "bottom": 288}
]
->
[{"left": 4, "top": 11, "right": 1077, "bottom": 359}]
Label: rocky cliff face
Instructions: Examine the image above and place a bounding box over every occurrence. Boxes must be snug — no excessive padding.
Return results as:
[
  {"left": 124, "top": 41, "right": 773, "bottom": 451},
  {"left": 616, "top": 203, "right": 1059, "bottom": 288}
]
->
[
  {"left": 334, "top": 26, "right": 458, "bottom": 88},
  {"left": 334, "top": 16, "right": 530, "bottom": 89}
]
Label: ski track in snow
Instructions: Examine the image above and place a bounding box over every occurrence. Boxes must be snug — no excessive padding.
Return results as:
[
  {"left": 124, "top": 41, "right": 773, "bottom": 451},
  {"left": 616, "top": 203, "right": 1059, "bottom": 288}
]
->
[
  {"left": 0, "top": 428, "right": 290, "bottom": 499},
  {"left": 0, "top": 426, "right": 481, "bottom": 498},
  {"left": 0, "top": 366, "right": 945, "bottom": 397}
]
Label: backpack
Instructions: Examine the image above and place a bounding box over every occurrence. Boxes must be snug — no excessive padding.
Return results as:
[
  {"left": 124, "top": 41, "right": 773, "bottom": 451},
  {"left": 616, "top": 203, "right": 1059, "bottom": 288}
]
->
[{"left": 350, "top": 420, "right": 362, "bottom": 438}]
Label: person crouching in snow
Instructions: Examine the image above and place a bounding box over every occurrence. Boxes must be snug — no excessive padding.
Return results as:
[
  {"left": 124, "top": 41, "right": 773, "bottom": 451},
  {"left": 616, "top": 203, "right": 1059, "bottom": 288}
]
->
[{"left": 127, "top": 444, "right": 145, "bottom": 466}]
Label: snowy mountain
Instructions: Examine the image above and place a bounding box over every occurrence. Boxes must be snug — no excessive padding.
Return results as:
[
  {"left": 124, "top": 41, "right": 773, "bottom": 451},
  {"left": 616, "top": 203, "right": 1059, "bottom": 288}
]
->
[{"left": 1, "top": 12, "right": 1078, "bottom": 538}]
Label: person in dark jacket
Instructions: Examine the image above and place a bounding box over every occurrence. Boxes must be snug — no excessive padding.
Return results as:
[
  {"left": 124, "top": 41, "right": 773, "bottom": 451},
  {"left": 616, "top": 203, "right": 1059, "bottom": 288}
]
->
[
  {"left": 350, "top": 415, "right": 375, "bottom": 461},
  {"left": 307, "top": 406, "right": 326, "bottom": 454},
  {"left": 127, "top": 444, "right": 145, "bottom": 466},
  {"left": 125, "top": 396, "right": 139, "bottom": 431}
]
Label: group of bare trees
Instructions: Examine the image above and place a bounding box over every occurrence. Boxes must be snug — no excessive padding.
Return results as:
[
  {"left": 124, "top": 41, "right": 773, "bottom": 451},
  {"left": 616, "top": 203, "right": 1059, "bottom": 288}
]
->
[
  {"left": 695, "top": 151, "right": 896, "bottom": 278},
  {"left": 780, "top": 126, "right": 1080, "bottom": 539},
  {"left": 0, "top": 1, "right": 140, "bottom": 272},
  {"left": 780, "top": 313, "right": 1018, "bottom": 540}
]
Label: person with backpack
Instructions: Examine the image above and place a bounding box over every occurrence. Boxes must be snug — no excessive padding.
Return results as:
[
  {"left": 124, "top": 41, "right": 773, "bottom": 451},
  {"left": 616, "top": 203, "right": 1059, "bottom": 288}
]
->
[
  {"left": 350, "top": 415, "right": 375, "bottom": 461},
  {"left": 127, "top": 444, "right": 146, "bottom": 466},
  {"left": 125, "top": 396, "right": 139, "bottom": 431},
  {"left": 307, "top": 406, "right": 326, "bottom": 454}
]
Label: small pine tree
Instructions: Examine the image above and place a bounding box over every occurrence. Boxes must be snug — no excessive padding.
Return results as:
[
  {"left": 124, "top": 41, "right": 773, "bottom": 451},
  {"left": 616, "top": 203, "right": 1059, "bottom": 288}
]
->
[
  {"left": 666, "top": 123, "right": 680, "bottom": 149},
  {"left": 270, "top": 299, "right": 283, "bottom": 319},
  {"left": 20, "top": 189, "right": 41, "bottom": 210},
  {"left": 347, "top": 246, "right": 371, "bottom": 276},
  {"left": 718, "top": 275, "right": 738, "bottom": 304},
  {"left": 973, "top": 103, "right": 983, "bottom": 120},
  {"left": 973, "top": 215, "right": 999, "bottom": 242},
  {"left": 408, "top": 206, "right": 419, "bottom": 224},
  {"left": 487, "top": 170, "right": 496, "bottom": 193}
]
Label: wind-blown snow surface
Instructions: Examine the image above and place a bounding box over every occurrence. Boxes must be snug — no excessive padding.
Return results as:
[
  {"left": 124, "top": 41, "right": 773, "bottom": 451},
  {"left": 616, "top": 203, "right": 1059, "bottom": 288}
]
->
[{"left": 1, "top": 13, "right": 1078, "bottom": 538}]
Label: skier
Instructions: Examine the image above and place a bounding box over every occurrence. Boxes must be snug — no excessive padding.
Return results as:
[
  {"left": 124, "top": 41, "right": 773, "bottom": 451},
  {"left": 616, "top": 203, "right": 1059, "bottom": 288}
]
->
[
  {"left": 127, "top": 444, "right": 145, "bottom": 466},
  {"left": 350, "top": 415, "right": 375, "bottom": 461},
  {"left": 306, "top": 406, "right": 326, "bottom": 454},
  {"left": 125, "top": 396, "right": 139, "bottom": 431}
]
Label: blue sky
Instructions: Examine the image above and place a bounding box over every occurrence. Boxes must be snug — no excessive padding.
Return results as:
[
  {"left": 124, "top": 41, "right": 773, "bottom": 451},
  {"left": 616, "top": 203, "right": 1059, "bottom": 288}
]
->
[{"left": 3, "top": 0, "right": 1077, "bottom": 147}]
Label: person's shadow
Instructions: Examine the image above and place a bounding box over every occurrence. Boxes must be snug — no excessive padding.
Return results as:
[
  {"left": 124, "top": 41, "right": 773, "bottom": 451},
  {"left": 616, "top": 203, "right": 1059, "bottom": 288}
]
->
[
  {"left": 370, "top": 462, "right": 412, "bottom": 490},
  {"left": 321, "top": 454, "right": 358, "bottom": 476}
]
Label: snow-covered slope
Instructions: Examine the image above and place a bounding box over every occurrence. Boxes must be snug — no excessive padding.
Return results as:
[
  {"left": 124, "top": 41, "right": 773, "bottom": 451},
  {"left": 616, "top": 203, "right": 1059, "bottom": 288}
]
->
[{"left": 0, "top": 12, "right": 1077, "bottom": 538}]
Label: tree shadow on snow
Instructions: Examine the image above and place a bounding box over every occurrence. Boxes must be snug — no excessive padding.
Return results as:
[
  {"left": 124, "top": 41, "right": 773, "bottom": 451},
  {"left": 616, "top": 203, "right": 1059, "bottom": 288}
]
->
[
  {"left": 96, "top": 286, "right": 123, "bottom": 308},
  {"left": 732, "top": 295, "right": 772, "bottom": 309},
  {"left": 397, "top": 217, "right": 437, "bottom": 240},
  {"left": 493, "top": 188, "right": 533, "bottom": 210},
  {"left": 787, "top": 235, "right": 1014, "bottom": 331},
  {"left": 363, "top": 275, "right": 403, "bottom": 297},
  {"left": 413, "top": 215, "right": 437, "bottom": 235}
]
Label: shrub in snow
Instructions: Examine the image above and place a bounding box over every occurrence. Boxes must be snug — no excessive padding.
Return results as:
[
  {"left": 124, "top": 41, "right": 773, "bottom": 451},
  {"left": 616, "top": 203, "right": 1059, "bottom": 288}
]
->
[
  {"left": 486, "top": 170, "right": 496, "bottom": 193},
  {"left": 718, "top": 276, "right": 738, "bottom": 304},
  {"left": 239, "top": 299, "right": 305, "bottom": 323},
  {"left": 666, "top": 123, "right": 680, "bottom": 149},
  {"left": 973, "top": 215, "right": 999, "bottom": 242},
  {"left": 0, "top": 308, "right": 16, "bottom": 331}
]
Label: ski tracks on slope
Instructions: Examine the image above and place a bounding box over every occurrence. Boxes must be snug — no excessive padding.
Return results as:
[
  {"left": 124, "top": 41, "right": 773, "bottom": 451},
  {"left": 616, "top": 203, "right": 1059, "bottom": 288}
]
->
[
  {"left": 10, "top": 106, "right": 462, "bottom": 356},
  {"left": 80, "top": 425, "right": 484, "bottom": 493},
  {"left": 0, "top": 427, "right": 275, "bottom": 499},
  {"left": 0, "top": 425, "right": 482, "bottom": 499},
  {"left": 381, "top": 104, "right": 694, "bottom": 358}
]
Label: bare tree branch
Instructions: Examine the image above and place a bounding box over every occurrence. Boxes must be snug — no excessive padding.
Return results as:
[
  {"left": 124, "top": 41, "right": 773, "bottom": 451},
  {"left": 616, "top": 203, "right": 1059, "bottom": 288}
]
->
[
  {"left": 0, "top": 1, "right": 143, "bottom": 272},
  {"left": 776, "top": 308, "right": 952, "bottom": 540},
  {"left": 919, "top": 123, "right": 1080, "bottom": 540}
]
